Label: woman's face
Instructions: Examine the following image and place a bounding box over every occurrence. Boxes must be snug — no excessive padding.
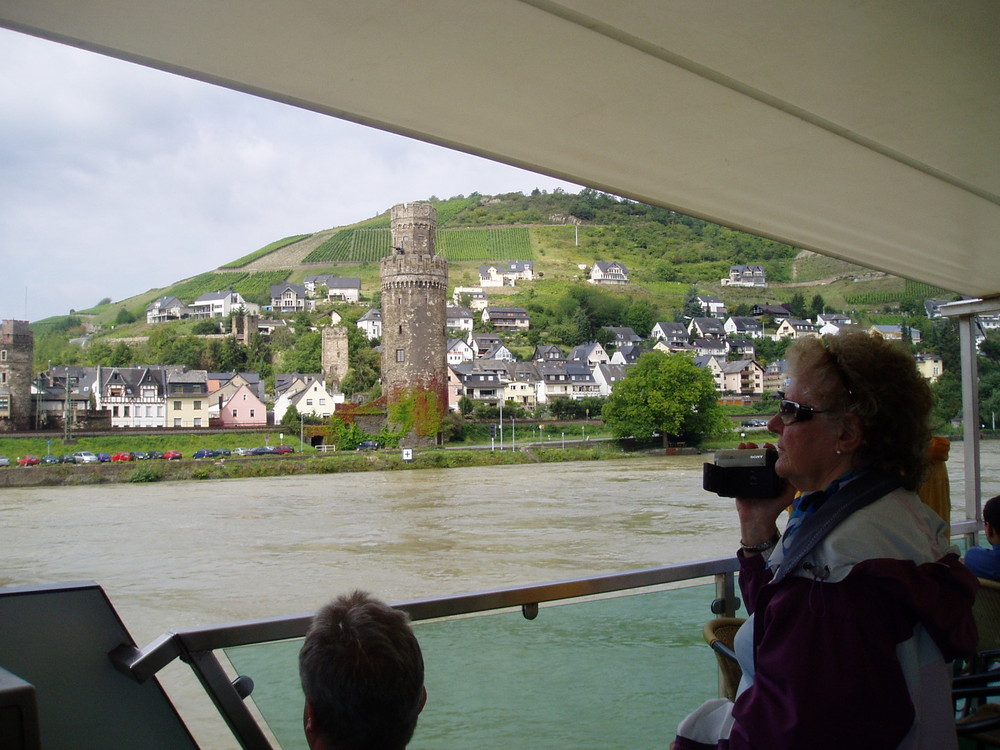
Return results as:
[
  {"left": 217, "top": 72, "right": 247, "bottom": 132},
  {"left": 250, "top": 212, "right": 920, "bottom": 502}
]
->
[{"left": 766, "top": 369, "right": 852, "bottom": 493}]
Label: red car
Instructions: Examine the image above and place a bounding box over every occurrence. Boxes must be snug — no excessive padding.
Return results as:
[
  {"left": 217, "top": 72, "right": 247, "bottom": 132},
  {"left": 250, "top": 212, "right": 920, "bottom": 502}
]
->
[
  {"left": 163, "top": 450, "right": 182, "bottom": 460},
  {"left": 17, "top": 455, "right": 40, "bottom": 466},
  {"left": 272, "top": 445, "right": 295, "bottom": 454},
  {"left": 111, "top": 451, "right": 133, "bottom": 462}
]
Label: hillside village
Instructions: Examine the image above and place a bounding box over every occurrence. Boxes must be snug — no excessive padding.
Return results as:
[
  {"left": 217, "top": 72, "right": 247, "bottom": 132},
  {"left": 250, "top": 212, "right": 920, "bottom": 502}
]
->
[
  {"left": 1, "top": 191, "right": 987, "bottom": 437},
  {"left": 3, "top": 261, "right": 966, "bottom": 435}
]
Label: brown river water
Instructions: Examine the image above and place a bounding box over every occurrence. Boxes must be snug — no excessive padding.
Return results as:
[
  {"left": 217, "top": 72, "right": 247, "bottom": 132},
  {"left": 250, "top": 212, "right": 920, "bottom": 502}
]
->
[{"left": 2, "top": 447, "right": 995, "bottom": 747}]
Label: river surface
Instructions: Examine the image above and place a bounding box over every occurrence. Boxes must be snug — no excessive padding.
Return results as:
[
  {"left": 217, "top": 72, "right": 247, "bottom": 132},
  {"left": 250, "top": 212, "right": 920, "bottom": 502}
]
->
[{"left": 2, "top": 445, "right": 996, "bottom": 748}]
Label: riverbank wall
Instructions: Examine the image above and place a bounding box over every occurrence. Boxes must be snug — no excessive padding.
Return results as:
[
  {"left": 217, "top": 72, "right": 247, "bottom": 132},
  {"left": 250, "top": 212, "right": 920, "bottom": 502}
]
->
[{"left": 0, "top": 444, "right": 703, "bottom": 488}]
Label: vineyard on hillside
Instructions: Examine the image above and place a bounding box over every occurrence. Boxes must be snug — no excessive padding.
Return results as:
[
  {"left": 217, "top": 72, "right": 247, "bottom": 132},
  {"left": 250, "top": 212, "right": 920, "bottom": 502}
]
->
[
  {"left": 436, "top": 227, "right": 533, "bottom": 261},
  {"left": 303, "top": 228, "right": 392, "bottom": 263},
  {"left": 164, "top": 270, "right": 291, "bottom": 306},
  {"left": 303, "top": 226, "right": 534, "bottom": 263},
  {"left": 220, "top": 235, "right": 311, "bottom": 269}
]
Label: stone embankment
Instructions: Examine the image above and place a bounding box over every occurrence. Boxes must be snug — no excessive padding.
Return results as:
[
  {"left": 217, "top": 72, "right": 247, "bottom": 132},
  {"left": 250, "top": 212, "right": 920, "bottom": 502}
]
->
[{"left": 0, "top": 444, "right": 692, "bottom": 488}]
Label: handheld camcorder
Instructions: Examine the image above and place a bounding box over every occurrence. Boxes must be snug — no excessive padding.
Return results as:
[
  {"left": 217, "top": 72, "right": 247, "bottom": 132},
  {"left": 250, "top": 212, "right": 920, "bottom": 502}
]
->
[{"left": 703, "top": 448, "right": 781, "bottom": 498}]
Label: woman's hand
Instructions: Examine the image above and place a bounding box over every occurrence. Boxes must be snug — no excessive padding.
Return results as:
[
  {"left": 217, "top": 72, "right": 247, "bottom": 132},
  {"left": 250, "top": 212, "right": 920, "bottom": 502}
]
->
[{"left": 734, "top": 442, "right": 797, "bottom": 551}]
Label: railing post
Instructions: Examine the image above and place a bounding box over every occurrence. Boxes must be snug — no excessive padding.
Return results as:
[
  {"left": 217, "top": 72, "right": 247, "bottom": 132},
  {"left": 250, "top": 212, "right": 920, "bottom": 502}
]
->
[{"left": 712, "top": 571, "right": 739, "bottom": 617}]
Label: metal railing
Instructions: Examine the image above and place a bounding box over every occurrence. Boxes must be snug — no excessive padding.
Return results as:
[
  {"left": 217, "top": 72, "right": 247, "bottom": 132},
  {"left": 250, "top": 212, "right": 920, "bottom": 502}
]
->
[
  {"left": 111, "top": 556, "right": 742, "bottom": 750},
  {"left": 109, "top": 519, "right": 982, "bottom": 750}
]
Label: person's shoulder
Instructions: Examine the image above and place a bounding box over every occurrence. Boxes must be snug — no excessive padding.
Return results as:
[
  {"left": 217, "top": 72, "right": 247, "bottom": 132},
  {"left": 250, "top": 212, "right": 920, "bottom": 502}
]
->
[{"left": 963, "top": 545, "right": 1000, "bottom": 578}]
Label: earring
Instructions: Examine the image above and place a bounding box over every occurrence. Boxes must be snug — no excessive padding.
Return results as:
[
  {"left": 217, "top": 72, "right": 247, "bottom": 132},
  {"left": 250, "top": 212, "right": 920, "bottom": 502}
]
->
[{"left": 835, "top": 449, "right": 842, "bottom": 455}]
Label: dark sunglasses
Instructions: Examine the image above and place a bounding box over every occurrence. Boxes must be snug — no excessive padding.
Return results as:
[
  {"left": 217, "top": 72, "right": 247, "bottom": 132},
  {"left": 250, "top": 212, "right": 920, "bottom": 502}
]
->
[{"left": 775, "top": 391, "right": 831, "bottom": 425}]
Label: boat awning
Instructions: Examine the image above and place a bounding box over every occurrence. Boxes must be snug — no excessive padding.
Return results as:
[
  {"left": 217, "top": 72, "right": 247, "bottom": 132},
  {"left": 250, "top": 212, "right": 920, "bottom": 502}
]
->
[{"left": 1, "top": 0, "right": 998, "bottom": 298}]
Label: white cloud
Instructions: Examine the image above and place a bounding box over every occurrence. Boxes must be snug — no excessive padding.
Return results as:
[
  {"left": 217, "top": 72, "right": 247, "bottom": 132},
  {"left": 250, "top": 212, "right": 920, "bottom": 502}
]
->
[{"left": 0, "top": 29, "right": 579, "bottom": 322}]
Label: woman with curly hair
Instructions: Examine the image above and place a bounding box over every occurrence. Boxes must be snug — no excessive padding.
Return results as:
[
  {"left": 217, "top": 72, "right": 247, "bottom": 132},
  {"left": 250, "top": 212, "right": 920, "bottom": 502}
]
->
[{"left": 673, "top": 330, "right": 978, "bottom": 750}]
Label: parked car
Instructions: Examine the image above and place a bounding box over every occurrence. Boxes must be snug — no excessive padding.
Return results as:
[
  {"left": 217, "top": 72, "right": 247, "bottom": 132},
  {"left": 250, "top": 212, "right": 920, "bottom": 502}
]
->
[
  {"left": 357, "top": 440, "right": 380, "bottom": 451},
  {"left": 272, "top": 445, "right": 294, "bottom": 454},
  {"left": 215, "top": 448, "right": 231, "bottom": 456},
  {"left": 233, "top": 447, "right": 250, "bottom": 456},
  {"left": 96, "top": 452, "right": 112, "bottom": 463},
  {"left": 248, "top": 446, "right": 274, "bottom": 455},
  {"left": 0, "top": 456, "right": 8, "bottom": 467},
  {"left": 147, "top": 450, "right": 164, "bottom": 460},
  {"left": 741, "top": 419, "right": 769, "bottom": 428},
  {"left": 73, "top": 451, "right": 99, "bottom": 464},
  {"left": 192, "top": 449, "right": 218, "bottom": 459},
  {"left": 131, "top": 451, "right": 150, "bottom": 460},
  {"left": 110, "top": 451, "right": 133, "bottom": 462},
  {"left": 163, "top": 450, "right": 183, "bottom": 460},
  {"left": 61, "top": 453, "right": 77, "bottom": 464},
  {"left": 18, "top": 455, "right": 40, "bottom": 466},
  {"left": 41, "top": 454, "right": 61, "bottom": 465}
]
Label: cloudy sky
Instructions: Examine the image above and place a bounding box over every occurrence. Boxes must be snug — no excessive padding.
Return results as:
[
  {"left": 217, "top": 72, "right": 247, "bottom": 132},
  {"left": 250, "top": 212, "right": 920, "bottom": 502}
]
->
[{"left": 0, "top": 28, "right": 581, "bottom": 323}]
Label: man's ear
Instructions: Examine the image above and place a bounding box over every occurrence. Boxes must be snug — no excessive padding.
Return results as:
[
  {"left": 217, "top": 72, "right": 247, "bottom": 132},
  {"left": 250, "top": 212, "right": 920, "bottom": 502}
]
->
[
  {"left": 418, "top": 685, "right": 427, "bottom": 715},
  {"left": 303, "top": 701, "right": 320, "bottom": 748}
]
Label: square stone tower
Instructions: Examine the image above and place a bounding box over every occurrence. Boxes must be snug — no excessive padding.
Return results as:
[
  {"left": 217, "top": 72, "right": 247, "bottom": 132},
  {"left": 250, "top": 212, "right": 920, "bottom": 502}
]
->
[
  {"left": 0, "top": 320, "right": 34, "bottom": 431},
  {"left": 380, "top": 202, "right": 448, "bottom": 443}
]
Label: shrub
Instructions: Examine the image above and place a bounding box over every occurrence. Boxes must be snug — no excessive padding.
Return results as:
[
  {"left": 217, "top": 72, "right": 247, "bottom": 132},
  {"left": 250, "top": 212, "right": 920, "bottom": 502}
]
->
[{"left": 129, "top": 464, "right": 162, "bottom": 483}]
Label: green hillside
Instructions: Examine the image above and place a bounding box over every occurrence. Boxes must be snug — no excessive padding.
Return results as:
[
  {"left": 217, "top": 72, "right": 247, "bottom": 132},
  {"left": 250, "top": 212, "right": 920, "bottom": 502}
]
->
[{"left": 34, "top": 189, "right": 958, "bottom": 371}]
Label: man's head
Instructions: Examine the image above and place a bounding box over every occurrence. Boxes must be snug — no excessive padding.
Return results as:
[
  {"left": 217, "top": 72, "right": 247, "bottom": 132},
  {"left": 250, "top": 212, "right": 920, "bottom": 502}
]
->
[
  {"left": 985, "top": 495, "right": 1000, "bottom": 543},
  {"left": 299, "top": 590, "right": 425, "bottom": 750}
]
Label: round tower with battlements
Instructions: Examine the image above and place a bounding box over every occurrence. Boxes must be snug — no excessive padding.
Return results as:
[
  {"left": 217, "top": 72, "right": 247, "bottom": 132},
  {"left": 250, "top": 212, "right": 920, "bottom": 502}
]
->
[{"left": 380, "top": 202, "right": 448, "bottom": 444}]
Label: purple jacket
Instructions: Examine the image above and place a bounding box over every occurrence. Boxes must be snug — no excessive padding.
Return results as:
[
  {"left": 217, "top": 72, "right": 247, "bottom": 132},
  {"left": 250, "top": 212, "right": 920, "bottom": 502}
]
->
[{"left": 675, "top": 489, "right": 978, "bottom": 750}]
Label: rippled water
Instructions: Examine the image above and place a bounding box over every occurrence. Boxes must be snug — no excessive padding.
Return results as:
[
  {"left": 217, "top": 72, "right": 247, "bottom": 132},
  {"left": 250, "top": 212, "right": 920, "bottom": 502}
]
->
[{"left": 2, "top": 445, "right": 995, "bottom": 747}]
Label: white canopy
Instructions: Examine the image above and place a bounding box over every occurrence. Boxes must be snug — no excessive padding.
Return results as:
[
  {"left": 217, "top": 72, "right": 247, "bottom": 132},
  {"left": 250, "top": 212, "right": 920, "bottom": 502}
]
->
[{"left": 2, "top": 0, "right": 998, "bottom": 298}]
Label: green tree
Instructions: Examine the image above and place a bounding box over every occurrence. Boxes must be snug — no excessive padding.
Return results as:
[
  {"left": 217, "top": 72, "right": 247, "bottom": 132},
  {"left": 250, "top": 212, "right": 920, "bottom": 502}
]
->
[
  {"left": 109, "top": 342, "right": 134, "bottom": 367},
  {"left": 602, "top": 351, "right": 730, "bottom": 446},
  {"left": 115, "top": 307, "right": 136, "bottom": 325},
  {"left": 86, "top": 340, "right": 114, "bottom": 366},
  {"left": 281, "top": 404, "right": 301, "bottom": 428},
  {"left": 168, "top": 336, "right": 205, "bottom": 369},
  {"left": 789, "top": 292, "right": 807, "bottom": 318},
  {"left": 625, "top": 299, "right": 656, "bottom": 338},
  {"left": 218, "top": 336, "right": 249, "bottom": 372},
  {"left": 191, "top": 319, "right": 221, "bottom": 335},
  {"left": 809, "top": 294, "right": 826, "bottom": 319},
  {"left": 145, "top": 327, "right": 177, "bottom": 363},
  {"left": 246, "top": 332, "right": 273, "bottom": 378},
  {"left": 458, "top": 395, "right": 475, "bottom": 416},
  {"left": 283, "top": 331, "right": 322, "bottom": 373}
]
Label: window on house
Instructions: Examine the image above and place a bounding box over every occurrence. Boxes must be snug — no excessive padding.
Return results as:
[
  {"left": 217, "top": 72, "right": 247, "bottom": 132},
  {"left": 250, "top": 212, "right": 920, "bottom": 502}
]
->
[
  {"left": 145, "top": 406, "right": 152, "bottom": 417},
  {"left": 249, "top": 409, "right": 255, "bottom": 418},
  {"left": 242, "top": 394, "right": 247, "bottom": 400},
  {"left": 232, "top": 409, "right": 238, "bottom": 418},
  {"left": 123, "top": 406, "right": 130, "bottom": 417},
  {"left": 398, "top": 325, "right": 403, "bottom": 335},
  {"left": 112, "top": 406, "right": 119, "bottom": 417},
  {"left": 194, "top": 401, "right": 202, "bottom": 410},
  {"left": 0, "top": 373, "right": 5, "bottom": 385},
  {"left": 174, "top": 418, "right": 181, "bottom": 427},
  {"left": 0, "top": 350, "right": 6, "bottom": 361},
  {"left": 319, "top": 399, "right": 325, "bottom": 405},
  {"left": 306, "top": 399, "right": 313, "bottom": 406},
  {"left": 174, "top": 401, "right": 182, "bottom": 410},
  {"left": 194, "top": 418, "right": 202, "bottom": 427},
  {"left": 396, "top": 349, "right": 405, "bottom": 362}
]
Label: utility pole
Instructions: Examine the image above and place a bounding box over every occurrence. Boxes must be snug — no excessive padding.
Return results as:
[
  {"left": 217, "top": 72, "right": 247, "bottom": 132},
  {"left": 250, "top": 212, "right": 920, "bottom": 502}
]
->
[{"left": 63, "top": 373, "right": 76, "bottom": 443}]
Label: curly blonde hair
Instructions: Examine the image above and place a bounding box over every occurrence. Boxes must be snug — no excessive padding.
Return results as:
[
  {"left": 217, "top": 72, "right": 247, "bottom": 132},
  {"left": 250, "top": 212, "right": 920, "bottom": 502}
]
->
[{"left": 786, "top": 330, "right": 933, "bottom": 490}]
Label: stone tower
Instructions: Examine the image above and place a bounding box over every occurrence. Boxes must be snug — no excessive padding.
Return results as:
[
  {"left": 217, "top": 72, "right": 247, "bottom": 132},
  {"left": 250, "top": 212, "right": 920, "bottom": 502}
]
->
[
  {"left": 321, "top": 326, "right": 349, "bottom": 389},
  {"left": 0, "top": 320, "right": 34, "bottom": 431},
  {"left": 380, "top": 202, "right": 448, "bottom": 443}
]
